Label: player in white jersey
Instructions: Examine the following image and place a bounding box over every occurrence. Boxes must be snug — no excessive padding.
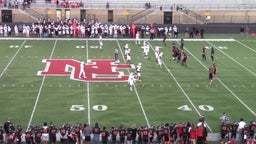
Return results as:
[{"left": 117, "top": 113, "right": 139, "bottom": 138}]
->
[
  {"left": 143, "top": 41, "right": 150, "bottom": 59},
  {"left": 3, "top": 24, "right": 8, "bottom": 37},
  {"left": 154, "top": 46, "right": 160, "bottom": 63},
  {"left": 135, "top": 31, "right": 141, "bottom": 44},
  {"left": 126, "top": 48, "right": 131, "bottom": 64},
  {"left": 157, "top": 52, "right": 163, "bottom": 68},
  {"left": 136, "top": 63, "right": 142, "bottom": 81},
  {"left": 14, "top": 25, "right": 19, "bottom": 36},
  {"left": 79, "top": 61, "right": 86, "bottom": 79},
  {"left": 124, "top": 43, "right": 129, "bottom": 59},
  {"left": 114, "top": 47, "right": 119, "bottom": 63},
  {"left": 128, "top": 73, "right": 136, "bottom": 91},
  {"left": 99, "top": 35, "right": 103, "bottom": 50}
]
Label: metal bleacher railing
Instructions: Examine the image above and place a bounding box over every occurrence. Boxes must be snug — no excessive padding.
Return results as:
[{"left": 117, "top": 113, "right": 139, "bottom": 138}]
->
[
  {"left": 2, "top": 0, "right": 256, "bottom": 24},
  {"left": 4, "top": 0, "right": 256, "bottom": 11}
]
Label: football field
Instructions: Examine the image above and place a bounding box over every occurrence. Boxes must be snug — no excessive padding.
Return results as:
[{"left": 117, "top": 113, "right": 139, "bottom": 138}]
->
[{"left": 0, "top": 35, "right": 255, "bottom": 135}]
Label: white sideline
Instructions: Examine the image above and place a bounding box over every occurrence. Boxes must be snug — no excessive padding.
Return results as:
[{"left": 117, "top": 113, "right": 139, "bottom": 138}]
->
[{"left": 0, "top": 37, "right": 235, "bottom": 41}]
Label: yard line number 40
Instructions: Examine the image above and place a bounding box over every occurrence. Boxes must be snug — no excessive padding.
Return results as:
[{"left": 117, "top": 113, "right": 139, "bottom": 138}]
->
[{"left": 70, "top": 104, "right": 214, "bottom": 112}]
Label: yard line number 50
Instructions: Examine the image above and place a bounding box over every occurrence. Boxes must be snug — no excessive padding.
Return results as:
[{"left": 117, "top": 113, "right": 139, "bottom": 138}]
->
[{"left": 70, "top": 105, "right": 108, "bottom": 111}]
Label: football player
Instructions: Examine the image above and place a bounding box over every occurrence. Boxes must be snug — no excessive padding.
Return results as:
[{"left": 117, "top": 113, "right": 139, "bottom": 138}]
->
[
  {"left": 208, "top": 66, "right": 213, "bottom": 85},
  {"left": 135, "top": 31, "right": 141, "bottom": 45},
  {"left": 128, "top": 73, "right": 136, "bottom": 91},
  {"left": 79, "top": 61, "right": 86, "bottom": 79},
  {"left": 202, "top": 47, "right": 206, "bottom": 61},
  {"left": 99, "top": 35, "right": 103, "bottom": 50},
  {"left": 136, "top": 63, "right": 142, "bottom": 82},
  {"left": 143, "top": 41, "right": 150, "bottom": 59},
  {"left": 157, "top": 52, "right": 163, "bottom": 68}
]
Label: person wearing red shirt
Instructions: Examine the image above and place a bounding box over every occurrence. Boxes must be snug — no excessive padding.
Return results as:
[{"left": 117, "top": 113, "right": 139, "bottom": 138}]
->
[{"left": 189, "top": 123, "right": 197, "bottom": 144}]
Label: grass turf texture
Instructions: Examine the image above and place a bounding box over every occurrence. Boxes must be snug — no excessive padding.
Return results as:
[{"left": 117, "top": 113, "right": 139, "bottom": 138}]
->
[{"left": 0, "top": 35, "right": 255, "bottom": 134}]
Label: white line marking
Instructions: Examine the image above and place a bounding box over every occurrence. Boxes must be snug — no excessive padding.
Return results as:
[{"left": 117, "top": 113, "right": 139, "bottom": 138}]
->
[
  {"left": 0, "top": 37, "right": 235, "bottom": 42},
  {"left": 183, "top": 44, "right": 256, "bottom": 117},
  {"left": 86, "top": 40, "right": 91, "bottom": 126},
  {"left": 26, "top": 40, "right": 58, "bottom": 131},
  {"left": 148, "top": 42, "right": 213, "bottom": 132},
  {"left": 0, "top": 40, "right": 26, "bottom": 79},
  {"left": 235, "top": 40, "right": 256, "bottom": 54},
  {"left": 207, "top": 41, "right": 256, "bottom": 77},
  {"left": 116, "top": 40, "right": 150, "bottom": 128}
]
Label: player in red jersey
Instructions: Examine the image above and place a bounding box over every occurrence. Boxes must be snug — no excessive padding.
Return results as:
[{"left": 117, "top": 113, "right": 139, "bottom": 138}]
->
[
  {"left": 34, "top": 127, "right": 43, "bottom": 144},
  {"left": 230, "top": 121, "right": 239, "bottom": 144},
  {"left": 110, "top": 126, "right": 118, "bottom": 144},
  {"left": 0, "top": 126, "right": 4, "bottom": 143},
  {"left": 220, "top": 123, "right": 230, "bottom": 144},
  {"left": 180, "top": 38, "right": 184, "bottom": 50},
  {"left": 213, "top": 63, "right": 217, "bottom": 78},
  {"left": 202, "top": 47, "right": 206, "bottom": 61},
  {"left": 208, "top": 66, "right": 213, "bottom": 85},
  {"left": 100, "top": 127, "right": 109, "bottom": 144},
  {"left": 142, "top": 127, "right": 149, "bottom": 144},
  {"left": 49, "top": 124, "right": 57, "bottom": 144},
  {"left": 119, "top": 126, "right": 126, "bottom": 144},
  {"left": 15, "top": 125, "right": 23, "bottom": 144},
  {"left": 181, "top": 52, "right": 187, "bottom": 67},
  {"left": 248, "top": 120, "right": 256, "bottom": 144}
]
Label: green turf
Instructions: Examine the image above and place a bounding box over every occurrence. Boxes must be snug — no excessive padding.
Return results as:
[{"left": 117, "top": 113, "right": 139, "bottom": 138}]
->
[{"left": 0, "top": 35, "right": 255, "bottom": 134}]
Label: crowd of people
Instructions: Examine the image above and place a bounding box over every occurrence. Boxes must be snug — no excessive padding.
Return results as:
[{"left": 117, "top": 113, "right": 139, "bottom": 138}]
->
[
  {"left": 0, "top": 17, "right": 205, "bottom": 40},
  {"left": 1, "top": 116, "right": 255, "bottom": 144},
  {"left": 1, "top": 117, "right": 207, "bottom": 144},
  {"left": 218, "top": 113, "right": 256, "bottom": 144}
]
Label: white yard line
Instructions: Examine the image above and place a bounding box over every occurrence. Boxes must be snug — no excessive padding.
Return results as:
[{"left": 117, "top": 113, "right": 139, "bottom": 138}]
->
[
  {"left": 235, "top": 40, "right": 256, "bottom": 54},
  {"left": 0, "top": 40, "right": 26, "bottom": 79},
  {"left": 207, "top": 41, "right": 256, "bottom": 77},
  {"left": 183, "top": 45, "right": 256, "bottom": 117},
  {"left": 86, "top": 40, "right": 91, "bottom": 125},
  {"left": 116, "top": 40, "right": 150, "bottom": 128},
  {"left": 148, "top": 42, "right": 213, "bottom": 132},
  {"left": 26, "top": 40, "right": 58, "bottom": 131}
]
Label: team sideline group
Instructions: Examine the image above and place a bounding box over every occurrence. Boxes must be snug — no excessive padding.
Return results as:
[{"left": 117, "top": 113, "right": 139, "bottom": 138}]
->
[{"left": 1, "top": 116, "right": 256, "bottom": 144}]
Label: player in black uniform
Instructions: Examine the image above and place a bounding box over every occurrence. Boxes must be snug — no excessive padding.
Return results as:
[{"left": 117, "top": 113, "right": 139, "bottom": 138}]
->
[
  {"left": 202, "top": 47, "right": 206, "bottom": 61},
  {"left": 210, "top": 46, "right": 215, "bottom": 63},
  {"left": 101, "top": 127, "right": 109, "bottom": 144}
]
